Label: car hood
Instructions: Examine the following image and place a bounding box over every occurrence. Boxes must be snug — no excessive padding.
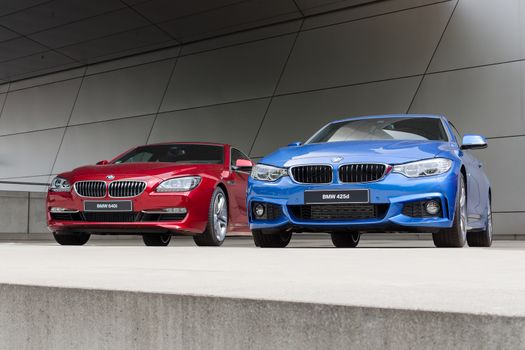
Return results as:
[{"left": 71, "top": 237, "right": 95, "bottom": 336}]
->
[
  {"left": 261, "top": 140, "right": 454, "bottom": 167},
  {"left": 61, "top": 163, "right": 222, "bottom": 182}
]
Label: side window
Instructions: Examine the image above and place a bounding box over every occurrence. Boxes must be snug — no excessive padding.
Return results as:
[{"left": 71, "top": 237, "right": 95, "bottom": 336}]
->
[
  {"left": 449, "top": 122, "right": 462, "bottom": 145},
  {"left": 231, "top": 148, "right": 250, "bottom": 166}
]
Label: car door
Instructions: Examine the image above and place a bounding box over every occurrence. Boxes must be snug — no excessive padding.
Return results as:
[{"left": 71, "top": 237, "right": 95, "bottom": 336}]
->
[
  {"left": 450, "top": 123, "right": 483, "bottom": 218},
  {"left": 226, "top": 148, "right": 251, "bottom": 231}
]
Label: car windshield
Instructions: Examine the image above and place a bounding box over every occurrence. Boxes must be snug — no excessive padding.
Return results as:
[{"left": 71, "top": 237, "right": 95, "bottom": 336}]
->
[
  {"left": 307, "top": 117, "right": 449, "bottom": 143},
  {"left": 113, "top": 144, "right": 224, "bottom": 164}
]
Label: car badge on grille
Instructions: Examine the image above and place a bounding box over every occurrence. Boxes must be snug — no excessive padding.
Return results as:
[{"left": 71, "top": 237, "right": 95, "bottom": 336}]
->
[
  {"left": 332, "top": 156, "right": 344, "bottom": 163},
  {"left": 106, "top": 175, "right": 115, "bottom": 180}
]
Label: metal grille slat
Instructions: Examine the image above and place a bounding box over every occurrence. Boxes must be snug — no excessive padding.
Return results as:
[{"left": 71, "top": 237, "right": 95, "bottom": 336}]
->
[
  {"left": 74, "top": 181, "right": 106, "bottom": 197},
  {"left": 339, "top": 164, "right": 387, "bottom": 183},
  {"left": 291, "top": 165, "right": 332, "bottom": 184},
  {"left": 108, "top": 181, "right": 146, "bottom": 198}
]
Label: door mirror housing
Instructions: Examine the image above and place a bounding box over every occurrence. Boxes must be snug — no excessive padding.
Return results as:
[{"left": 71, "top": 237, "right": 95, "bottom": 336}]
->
[
  {"left": 96, "top": 160, "right": 109, "bottom": 165},
  {"left": 288, "top": 141, "right": 302, "bottom": 147},
  {"left": 461, "top": 135, "right": 487, "bottom": 150},
  {"left": 233, "top": 159, "right": 254, "bottom": 171}
]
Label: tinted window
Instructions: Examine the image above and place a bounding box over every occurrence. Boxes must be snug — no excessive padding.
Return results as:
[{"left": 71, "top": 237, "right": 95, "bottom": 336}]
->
[
  {"left": 449, "top": 122, "right": 462, "bottom": 145},
  {"left": 307, "top": 117, "right": 449, "bottom": 143},
  {"left": 114, "top": 144, "right": 224, "bottom": 164},
  {"left": 231, "top": 148, "right": 250, "bottom": 166}
]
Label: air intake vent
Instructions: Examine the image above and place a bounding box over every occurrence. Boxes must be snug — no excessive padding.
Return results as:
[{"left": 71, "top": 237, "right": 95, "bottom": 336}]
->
[
  {"left": 83, "top": 212, "right": 138, "bottom": 222},
  {"left": 288, "top": 204, "right": 388, "bottom": 221},
  {"left": 339, "top": 164, "right": 387, "bottom": 183},
  {"left": 290, "top": 165, "right": 332, "bottom": 184},
  {"left": 74, "top": 181, "right": 106, "bottom": 197},
  {"left": 108, "top": 181, "right": 146, "bottom": 198}
]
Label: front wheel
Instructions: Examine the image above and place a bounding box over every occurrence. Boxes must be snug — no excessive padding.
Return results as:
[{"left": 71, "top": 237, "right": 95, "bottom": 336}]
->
[
  {"left": 53, "top": 231, "right": 90, "bottom": 246},
  {"left": 433, "top": 174, "right": 467, "bottom": 248},
  {"left": 467, "top": 197, "right": 493, "bottom": 247},
  {"left": 331, "top": 232, "right": 360, "bottom": 248},
  {"left": 252, "top": 228, "right": 292, "bottom": 248},
  {"left": 193, "top": 187, "right": 228, "bottom": 246},
  {"left": 142, "top": 234, "right": 171, "bottom": 246}
]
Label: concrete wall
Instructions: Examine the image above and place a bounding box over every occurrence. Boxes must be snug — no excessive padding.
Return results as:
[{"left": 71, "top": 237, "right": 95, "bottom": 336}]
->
[
  {"left": 0, "top": 0, "right": 523, "bottom": 235},
  {"left": 0, "top": 284, "right": 523, "bottom": 350}
]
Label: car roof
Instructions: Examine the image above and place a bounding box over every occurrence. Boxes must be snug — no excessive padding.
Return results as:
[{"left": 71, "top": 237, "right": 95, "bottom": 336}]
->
[
  {"left": 331, "top": 114, "right": 446, "bottom": 124},
  {"left": 135, "top": 142, "right": 230, "bottom": 148}
]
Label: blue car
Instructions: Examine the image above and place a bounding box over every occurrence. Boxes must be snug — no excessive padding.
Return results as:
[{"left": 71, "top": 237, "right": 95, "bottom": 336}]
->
[{"left": 247, "top": 115, "right": 492, "bottom": 248}]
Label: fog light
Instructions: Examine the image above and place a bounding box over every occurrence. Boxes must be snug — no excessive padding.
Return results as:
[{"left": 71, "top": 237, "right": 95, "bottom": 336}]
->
[
  {"left": 425, "top": 200, "right": 441, "bottom": 215},
  {"left": 254, "top": 204, "right": 265, "bottom": 217},
  {"left": 50, "top": 207, "right": 77, "bottom": 213},
  {"left": 163, "top": 207, "right": 187, "bottom": 214},
  {"left": 143, "top": 207, "right": 187, "bottom": 214}
]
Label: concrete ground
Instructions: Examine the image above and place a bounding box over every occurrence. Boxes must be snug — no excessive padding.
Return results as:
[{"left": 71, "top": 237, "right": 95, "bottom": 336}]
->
[{"left": 0, "top": 235, "right": 524, "bottom": 317}]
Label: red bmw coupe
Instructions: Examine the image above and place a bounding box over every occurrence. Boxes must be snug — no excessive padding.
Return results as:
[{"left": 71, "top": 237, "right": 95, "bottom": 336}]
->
[{"left": 47, "top": 142, "right": 254, "bottom": 246}]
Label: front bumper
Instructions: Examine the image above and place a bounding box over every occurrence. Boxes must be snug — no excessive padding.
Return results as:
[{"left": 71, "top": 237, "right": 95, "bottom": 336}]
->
[
  {"left": 247, "top": 170, "right": 459, "bottom": 232},
  {"left": 47, "top": 181, "right": 214, "bottom": 235}
]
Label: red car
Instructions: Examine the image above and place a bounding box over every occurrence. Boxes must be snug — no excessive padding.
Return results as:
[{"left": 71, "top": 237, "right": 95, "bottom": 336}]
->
[{"left": 47, "top": 142, "right": 254, "bottom": 246}]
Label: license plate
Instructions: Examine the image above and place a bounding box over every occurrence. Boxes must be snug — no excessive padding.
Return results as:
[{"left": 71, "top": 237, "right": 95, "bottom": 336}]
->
[
  {"left": 84, "top": 200, "right": 133, "bottom": 212},
  {"left": 304, "top": 189, "right": 369, "bottom": 204}
]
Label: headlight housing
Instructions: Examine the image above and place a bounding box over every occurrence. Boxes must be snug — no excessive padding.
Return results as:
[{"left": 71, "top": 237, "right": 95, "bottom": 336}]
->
[
  {"left": 251, "top": 164, "right": 288, "bottom": 182},
  {"left": 156, "top": 176, "right": 201, "bottom": 192},
  {"left": 393, "top": 158, "right": 452, "bottom": 178},
  {"left": 49, "top": 177, "right": 71, "bottom": 192}
]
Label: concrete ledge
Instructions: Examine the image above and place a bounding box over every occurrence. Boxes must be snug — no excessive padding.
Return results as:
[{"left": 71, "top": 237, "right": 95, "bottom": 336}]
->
[{"left": 0, "top": 284, "right": 523, "bottom": 350}]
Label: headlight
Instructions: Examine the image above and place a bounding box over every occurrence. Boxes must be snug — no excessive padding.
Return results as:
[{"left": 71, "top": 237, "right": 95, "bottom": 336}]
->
[
  {"left": 156, "top": 176, "right": 201, "bottom": 192},
  {"left": 393, "top": 158, "right": 452, "bottom": 178},
  {"left": 251, "top": 164, "right": 288, "bottom": 182},
  {"left": 49, "top": 177, "right": 71, "bottom": 192}
]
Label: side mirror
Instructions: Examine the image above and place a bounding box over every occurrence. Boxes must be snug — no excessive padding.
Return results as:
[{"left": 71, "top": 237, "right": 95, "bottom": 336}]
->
[
  {"left": 461, "top": 135, "right": 487, "bottom": 150},
  {"left": 233, "top": 159, "right": 254, "bottom": 171},
  {"left": 96, "top": 160, "right": 109, "bottom": 165},
  {"left": 288, "top": 141, "right": 302, "bottom": 147}
]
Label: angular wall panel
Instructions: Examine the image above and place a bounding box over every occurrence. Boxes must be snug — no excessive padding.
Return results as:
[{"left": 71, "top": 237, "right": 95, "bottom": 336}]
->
[
  {"left": 0, "top": 128, "right": 63, "bottom": 178},
  {"left": 410, "top": 61, "right": 525, "bottom": 138},
  {"left": 493, "top": 213, "right": 525, "bottom": 237},
  {"left": 150, "top": 99, "right": 270, "bottom": 154},
  {"left": 69, "top": 60, "right": 174, "bottom": 125},
  {"left": 0, "top": 191, "right": 28, "bottom": 234},
  {"left": 53, "top": 115, "right": 155, "bottom": 174},
  {"left": 0, "top": 78, "right": 81, "bottom": 135},
  {"left": 302, "top": 0, "right": 451, "bottom": 30},
  {"left": 430, "top": 0, "right": 525, "bottom": 72},
  {"left": 251, "top": 77, "right": 420, "bottom": 156},
  {"left": 472, "top": 137, "right": 525, "bottom": 213},
  {"left": 0, "top": 176, "right": 49, "bottom": 192},
  {"left": 8, "top": 67, "right": 85, "bottom": 91},
  {"left": 180, "top": 20, "right": 301, "bottom": 56},
  {"left": 277, "top": 1, "right": 454, "bottom": 94},
  {"left": 160, "top": 35, "right": 294, "bottom": 111}
]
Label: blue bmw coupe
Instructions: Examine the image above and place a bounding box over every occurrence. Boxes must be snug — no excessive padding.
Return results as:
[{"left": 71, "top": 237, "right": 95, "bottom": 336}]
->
[{"left": 248, "top": 115, "right": 492, "bottom": 248}]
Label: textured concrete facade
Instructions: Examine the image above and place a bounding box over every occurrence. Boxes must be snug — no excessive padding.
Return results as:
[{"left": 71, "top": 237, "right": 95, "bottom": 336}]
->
[
  {"left": 0, "top": 282, "right": 524, "bottom": 349},
  {"left": 0, "top": 0, "right": 523, "bottom": 235}
]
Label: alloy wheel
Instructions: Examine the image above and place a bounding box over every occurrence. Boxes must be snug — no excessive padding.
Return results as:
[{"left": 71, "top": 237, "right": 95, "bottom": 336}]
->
[
  {"left": 459, "top": 180, "right": 467, "bottom": 240},
  {"left": 213, "top": 192, "right": 228, "bottom": 241}
]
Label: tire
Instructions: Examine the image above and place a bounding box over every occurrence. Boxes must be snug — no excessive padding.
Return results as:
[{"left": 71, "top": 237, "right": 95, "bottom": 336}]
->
[
  {"left": 193, "top": 187, "right": 228, "bottom": 247},
  {"left": 467, "top": 197, "right": 493, "bottom": 247},
  {"left": 142, "top": 234, "right": 171, "bottom": 246},
  {"left": 53, "top": 231, "right": 90, "bottom": 246},
  {"left": 252, "top": 228, "right": 292, "bottom": 248},
  {"left": 331, "top": 232, "right": 360, "bottom": 248},
  {"left": 433, "top": 174, "right": 467, "bottom": 248}
]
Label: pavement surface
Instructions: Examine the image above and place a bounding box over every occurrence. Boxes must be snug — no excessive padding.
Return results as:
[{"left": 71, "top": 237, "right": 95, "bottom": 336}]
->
[{"left": 1, "top": 235, "right": 524, "bottom": 317}]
